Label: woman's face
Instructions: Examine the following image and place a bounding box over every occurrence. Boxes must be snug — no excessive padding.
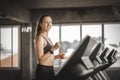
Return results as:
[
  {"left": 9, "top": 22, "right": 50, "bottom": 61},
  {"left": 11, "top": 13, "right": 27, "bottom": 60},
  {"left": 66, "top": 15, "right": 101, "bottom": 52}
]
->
[{"left": 40, "top": 16, "right": 52, "bottom": 32}]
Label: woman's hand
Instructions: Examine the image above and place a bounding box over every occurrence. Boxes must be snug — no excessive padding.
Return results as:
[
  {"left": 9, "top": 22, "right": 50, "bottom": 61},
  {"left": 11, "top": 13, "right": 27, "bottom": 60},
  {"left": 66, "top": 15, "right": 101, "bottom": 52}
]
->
[
  {"left": 59, "top": 51, "right": 65, "bottom": 59},
  {"left": 51, "top": 42, "right": 61, "bottom": 51},
  {"left": 55, "top": 51, "right": 65, "bottom": 59}
]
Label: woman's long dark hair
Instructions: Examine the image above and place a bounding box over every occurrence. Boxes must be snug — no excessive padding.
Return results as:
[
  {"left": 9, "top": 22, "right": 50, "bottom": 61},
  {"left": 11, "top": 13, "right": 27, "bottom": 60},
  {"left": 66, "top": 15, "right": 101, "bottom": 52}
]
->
[{"left": 34, "top": 15, "right": 51, "bottom": 38}]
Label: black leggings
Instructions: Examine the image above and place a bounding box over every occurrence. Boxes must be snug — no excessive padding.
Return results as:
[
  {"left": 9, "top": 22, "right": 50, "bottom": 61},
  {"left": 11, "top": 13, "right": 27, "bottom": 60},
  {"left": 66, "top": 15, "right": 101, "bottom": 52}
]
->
[{"left": 35, "top": 64, "right": 55, "bottom": 80}]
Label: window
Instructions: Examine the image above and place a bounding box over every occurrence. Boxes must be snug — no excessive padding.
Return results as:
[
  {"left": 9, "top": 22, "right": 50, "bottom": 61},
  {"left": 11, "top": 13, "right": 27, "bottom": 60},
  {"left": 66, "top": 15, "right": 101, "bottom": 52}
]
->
[
  {"left": 82, "top": 24, "right": 102, "bottom": 42},
  {"left": 0, "top": 25, "right": 20, "bottom": 68},
  {"left": 104, "top": 24, "right": 120, "bottom": 53},
  {"left": 50, "top": 23, "right": 120, "bottom": 68},
  {"left": 60, "top": 24, "right": 80, "bottom": 67},
  {"left": 104, "top": 23, "right": 120, "bottom": 68},
  {"left": 49, "top": 24, "right": 81, "bottom": 68},
  {"left": 61, "top": 24, "right": 80, "bottom": 58}
]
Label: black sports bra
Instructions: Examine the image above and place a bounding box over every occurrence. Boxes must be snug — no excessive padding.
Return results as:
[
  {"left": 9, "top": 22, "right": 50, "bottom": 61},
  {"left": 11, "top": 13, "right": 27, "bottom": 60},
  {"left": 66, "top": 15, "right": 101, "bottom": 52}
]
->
[{"left": 41, "top": 35, "right": 53, "bottom": 54}]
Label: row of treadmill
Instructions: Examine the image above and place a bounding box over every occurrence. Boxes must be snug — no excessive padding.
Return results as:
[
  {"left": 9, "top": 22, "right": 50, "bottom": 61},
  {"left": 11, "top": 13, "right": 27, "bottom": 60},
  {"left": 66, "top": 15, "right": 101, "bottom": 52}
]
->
[{"left": 55, "top": 35, "right": 118, "bottom": 80}]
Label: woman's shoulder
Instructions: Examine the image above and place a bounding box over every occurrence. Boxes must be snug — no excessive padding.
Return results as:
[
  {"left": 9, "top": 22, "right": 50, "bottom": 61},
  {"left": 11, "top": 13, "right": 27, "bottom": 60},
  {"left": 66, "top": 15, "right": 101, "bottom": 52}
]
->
[
  {"left": 36, "top": 34, "right": 44, "bottom": 39},
  {"left": 35, "top": 35, "right": 45, "bottom": 42}
]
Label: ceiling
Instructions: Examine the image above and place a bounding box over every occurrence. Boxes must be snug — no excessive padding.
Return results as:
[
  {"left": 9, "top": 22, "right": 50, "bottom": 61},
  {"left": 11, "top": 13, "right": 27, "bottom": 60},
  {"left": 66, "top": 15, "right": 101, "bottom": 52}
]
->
[
  {"left": 0, "top": 0, "right": 120, "bottom": 24},
  {"left": 22, "top": 0, "right": 120, "bottom": 9},
  {"left": 1, "top": 0, "right": 120, "bottom": 9}
]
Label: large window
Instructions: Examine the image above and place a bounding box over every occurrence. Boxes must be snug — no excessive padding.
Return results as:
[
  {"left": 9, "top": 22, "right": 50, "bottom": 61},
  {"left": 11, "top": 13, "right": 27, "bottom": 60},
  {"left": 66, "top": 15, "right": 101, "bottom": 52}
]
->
[
  {"left": 49, "top": 23, "right": 120, "bottom": 68},
  {"left": 50, "top": 24, "right": 81, "bottom": 68},
  {"left": 0, "top": 25, "right": 20, "bottom": 68},
  {"left": 104, "top": 24, "right": 120, "bottom": 53},
  {"left": 82, "top": 24, "right": 102, "bottom": 42},
  {"left": 61, "top": 24, "right": 80, "bottom": 57},
  {"left": 104, "top": 23, "right": 120, "bottom": 68}
]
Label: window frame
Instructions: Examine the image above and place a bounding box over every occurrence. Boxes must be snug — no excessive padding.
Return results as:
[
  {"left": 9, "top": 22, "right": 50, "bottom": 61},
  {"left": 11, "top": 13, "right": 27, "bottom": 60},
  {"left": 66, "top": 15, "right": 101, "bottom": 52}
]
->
[{"left": 0, "top": 25, "right": 21, "bottom": 70}]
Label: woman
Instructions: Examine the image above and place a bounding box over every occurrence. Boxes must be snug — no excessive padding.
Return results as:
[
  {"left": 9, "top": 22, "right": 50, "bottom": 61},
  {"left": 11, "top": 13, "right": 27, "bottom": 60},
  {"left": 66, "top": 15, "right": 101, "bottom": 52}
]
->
[{"left": 34, "top": 15, "right": 64, "bottom": 80}]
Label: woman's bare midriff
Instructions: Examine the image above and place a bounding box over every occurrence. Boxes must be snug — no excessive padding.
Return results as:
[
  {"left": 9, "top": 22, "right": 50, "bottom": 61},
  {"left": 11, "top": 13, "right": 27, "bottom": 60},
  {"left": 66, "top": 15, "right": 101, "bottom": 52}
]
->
[{"left": 38, "top": 54, "right": 54, "bottom": 66}]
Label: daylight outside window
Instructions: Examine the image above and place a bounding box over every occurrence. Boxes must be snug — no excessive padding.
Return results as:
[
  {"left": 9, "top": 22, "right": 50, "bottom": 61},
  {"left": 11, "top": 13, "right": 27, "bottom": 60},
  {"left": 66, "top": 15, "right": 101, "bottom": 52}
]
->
[
  {"left": 104, "top": 23, "right": 120, "bottom": 68},
  {"left": 61, "top": 24, "right": 80, "bottom": 58},
  {"left": 0, "top": 25, "right": 20, "bottom": 68},
  {"left": 82, "top": 24, "right": 102, "bottom": 42}
]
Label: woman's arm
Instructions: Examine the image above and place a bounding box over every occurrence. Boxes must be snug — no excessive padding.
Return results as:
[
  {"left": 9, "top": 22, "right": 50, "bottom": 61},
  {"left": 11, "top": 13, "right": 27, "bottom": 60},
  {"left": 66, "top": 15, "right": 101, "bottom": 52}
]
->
[{"left": 35, "top": 36, "right": 53, "bottom": 62}]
